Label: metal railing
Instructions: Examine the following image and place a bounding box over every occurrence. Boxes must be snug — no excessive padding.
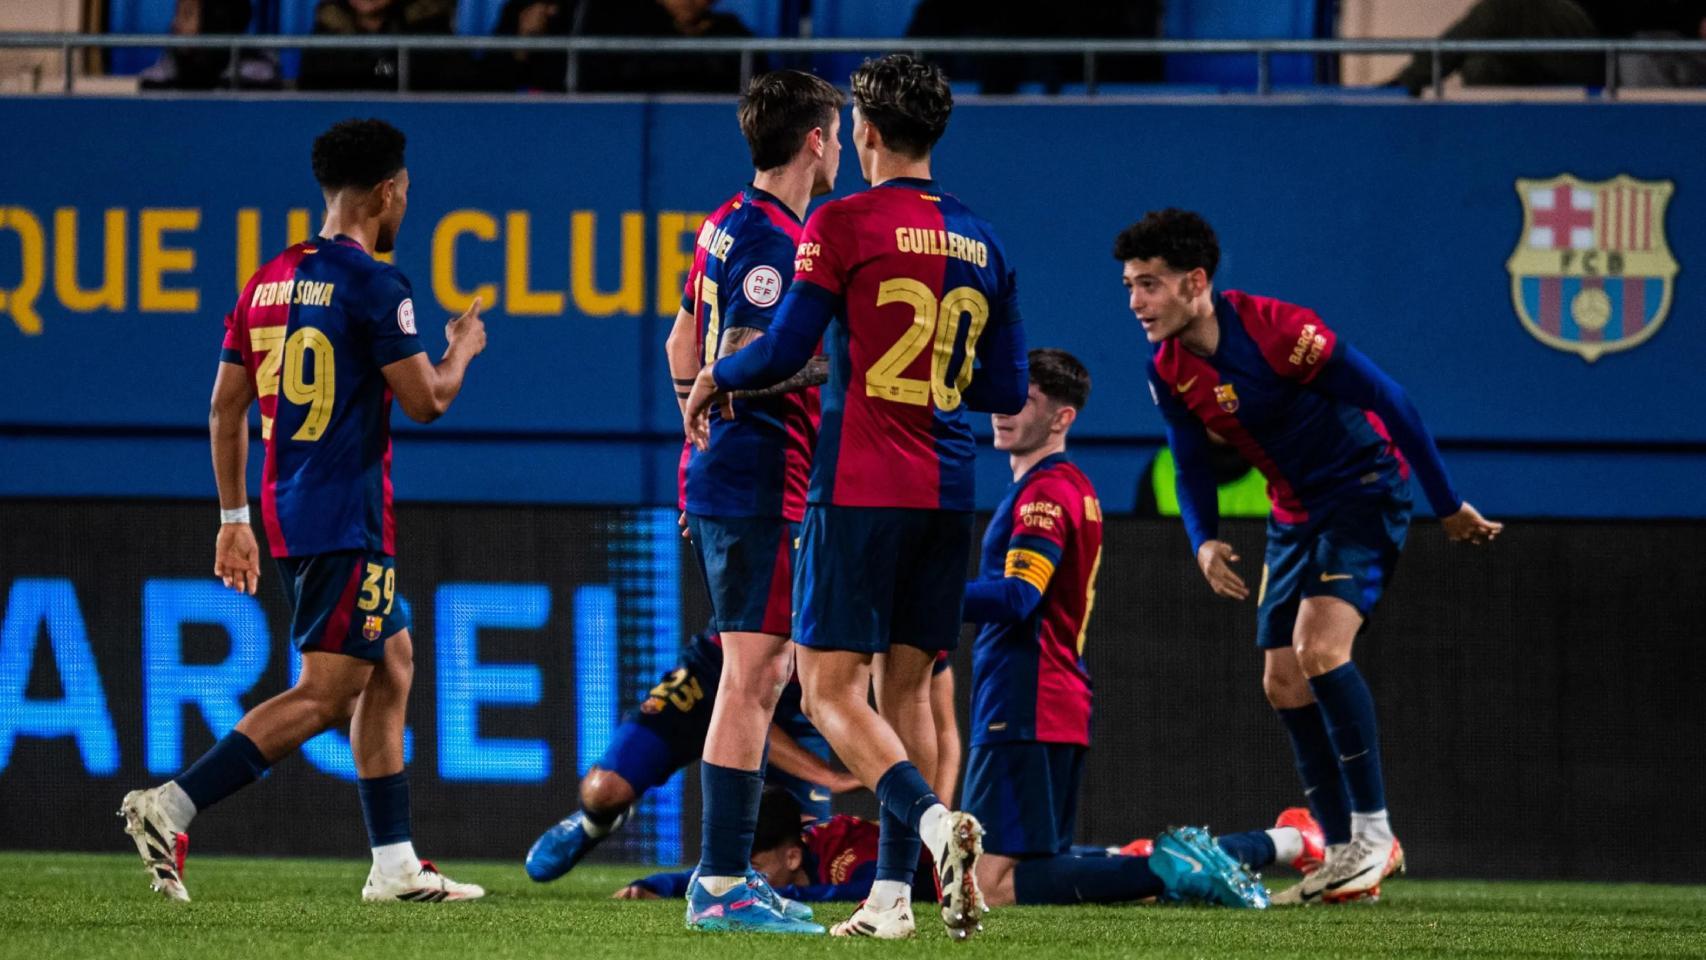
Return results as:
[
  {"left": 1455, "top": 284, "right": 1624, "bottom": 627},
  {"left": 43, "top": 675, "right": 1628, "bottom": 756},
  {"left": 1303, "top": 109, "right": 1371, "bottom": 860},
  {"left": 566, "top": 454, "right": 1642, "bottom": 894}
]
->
[{"left": 5, "top": 33, "right": 1706, "bottom": 97}]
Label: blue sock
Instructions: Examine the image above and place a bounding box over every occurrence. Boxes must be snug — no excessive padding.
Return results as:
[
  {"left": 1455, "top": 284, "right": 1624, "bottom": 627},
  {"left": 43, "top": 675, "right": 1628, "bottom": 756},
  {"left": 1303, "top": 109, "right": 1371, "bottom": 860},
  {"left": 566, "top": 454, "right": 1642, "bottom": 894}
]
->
[
  {"left": 1308, "top": 662, "right": 1387, "bottom": 814},
  {"left": 1014, "top": 854, "right": 1164, "bottom": 904},
  {"left": 875, "top": 760, "right": 939, "bottom": 832},
  {"left": 698, "top": 761, "right": 763, "bottom": 878},
  {"left": 877, "top": 806, "right": 922, "bottom": 885},
  {"left": 357, "top": 771, "right": 412, "bottom": 847},
  {"left": 1276, "top": 705, "right": 1353, "bottom": 845},
  {"left": 174, "top": 730, "right": 270, "bottom": 812},
  {"left": 1217, "top": 830, "right": 1276, "bottom": 869},
  {"left": 874, "top": 761, "right": 938, "bottom": 885}
]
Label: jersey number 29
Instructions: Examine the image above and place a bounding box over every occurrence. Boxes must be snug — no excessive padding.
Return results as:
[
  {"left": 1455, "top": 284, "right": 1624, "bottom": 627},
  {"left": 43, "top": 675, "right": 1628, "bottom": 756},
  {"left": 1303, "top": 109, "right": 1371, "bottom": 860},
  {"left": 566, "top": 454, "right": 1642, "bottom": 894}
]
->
[{"left": 250, "top": 326, "right": 336, "bottom": 442}]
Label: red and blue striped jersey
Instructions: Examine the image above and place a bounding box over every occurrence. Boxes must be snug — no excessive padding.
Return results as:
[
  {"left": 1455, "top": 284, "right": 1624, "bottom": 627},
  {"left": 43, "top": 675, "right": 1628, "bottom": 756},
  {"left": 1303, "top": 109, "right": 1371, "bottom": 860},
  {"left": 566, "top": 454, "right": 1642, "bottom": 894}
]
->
[
  {"left": 791, "top": 178, "right": 1022, "bottom": 510},
  {"left": 219, "top": 236, "right": 423, "bottom": 558},
  {"left": 969, "top": 454, "right": 1103, "bottom": 747},
  {"left": 682, "top": 185, "right": 818, "bottom": 521},
  {"left": 1147, "top": 291, "right": 1409, "bottom": 526}
]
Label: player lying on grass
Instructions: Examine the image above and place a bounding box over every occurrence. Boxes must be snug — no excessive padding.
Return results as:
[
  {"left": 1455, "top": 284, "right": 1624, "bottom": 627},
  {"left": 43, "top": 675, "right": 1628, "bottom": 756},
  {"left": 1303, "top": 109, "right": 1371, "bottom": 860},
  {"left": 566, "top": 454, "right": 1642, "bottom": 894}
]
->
[
  {"left": 1118, "top": 209, "right": 1502, "bottom": 904},
  {"left": 526, "top": 630, "right": 961, "bottom": 881},
  {"left": 614, "top": 787, "right": 1322, "bottom": 909}
]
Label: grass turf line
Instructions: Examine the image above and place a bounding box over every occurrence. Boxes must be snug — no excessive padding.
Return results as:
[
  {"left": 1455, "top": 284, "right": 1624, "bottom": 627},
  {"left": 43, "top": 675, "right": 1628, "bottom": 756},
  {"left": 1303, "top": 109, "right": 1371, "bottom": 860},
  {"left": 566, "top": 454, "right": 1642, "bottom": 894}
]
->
[{"left": 2, "top": 853, "right": 1704, "bottom": 960}]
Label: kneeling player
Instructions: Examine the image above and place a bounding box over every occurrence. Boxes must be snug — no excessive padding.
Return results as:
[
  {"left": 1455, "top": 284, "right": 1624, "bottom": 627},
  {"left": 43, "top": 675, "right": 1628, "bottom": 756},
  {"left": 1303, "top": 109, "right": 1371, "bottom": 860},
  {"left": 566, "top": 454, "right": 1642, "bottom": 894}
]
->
[{"left": 525, "top": 630, "right": 854, "bottom": 881}]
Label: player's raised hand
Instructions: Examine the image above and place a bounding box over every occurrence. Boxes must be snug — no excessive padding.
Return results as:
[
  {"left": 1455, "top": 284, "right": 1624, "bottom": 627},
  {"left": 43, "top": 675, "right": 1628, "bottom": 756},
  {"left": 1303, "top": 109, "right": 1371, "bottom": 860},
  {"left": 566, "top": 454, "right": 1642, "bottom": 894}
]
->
[
  {"left": 446, "top": 296, "right": 487, "bottom": 358},
  {"left": 1196, "top": 539, "right": 1250, "bottom": 600},
  {"left": 682, "top": 363, "right": 722, "bottom": 451},
  {"left": 214, "top": 521, "right": 261, "bottom": 596},
  {"left": 1441, "top": 501, "right": 1503, "bottom": 545}
]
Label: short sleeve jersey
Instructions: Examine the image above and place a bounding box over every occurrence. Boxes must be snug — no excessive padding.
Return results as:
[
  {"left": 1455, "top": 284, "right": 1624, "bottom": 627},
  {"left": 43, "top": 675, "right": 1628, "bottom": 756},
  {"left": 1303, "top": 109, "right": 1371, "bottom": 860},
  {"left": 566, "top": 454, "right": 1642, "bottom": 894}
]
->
[
  {"left": 791, "top": 177, "right": 1020, "bottom": 511},
  {"left": 219, "top": 236, "right": 424, "bottom": 557},
  {"left": 969, "top": 454, "right": 1103, "bottom": 747},
  {"left": 682, "top": 185, "right": 818, "bottom": 521},
  {"left": 1146, "top": 290, "right": 1408, "bottom": 524}
]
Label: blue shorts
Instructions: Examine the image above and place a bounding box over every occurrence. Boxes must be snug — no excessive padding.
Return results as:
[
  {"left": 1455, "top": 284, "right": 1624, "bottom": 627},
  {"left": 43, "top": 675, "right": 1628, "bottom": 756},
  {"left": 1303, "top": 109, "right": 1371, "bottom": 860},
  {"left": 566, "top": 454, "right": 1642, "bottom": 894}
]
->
[
  {"left": 596, "top": 633, "right": 832, "bottom": 819},
  {"left": 687, "top": 514, "right": 797, "bottom": 636},
  {"left": 1256, "top": 486, "right": 1412, "bottom": 650},
  {"left": 794, "top": 505, "right": 973, "bottom": 655},
  {"left": 963, "top": 742, "right": 1086, "bottom": 857},
  {"left": 275, "top": 551, "right": 409, "bottom": 663}
]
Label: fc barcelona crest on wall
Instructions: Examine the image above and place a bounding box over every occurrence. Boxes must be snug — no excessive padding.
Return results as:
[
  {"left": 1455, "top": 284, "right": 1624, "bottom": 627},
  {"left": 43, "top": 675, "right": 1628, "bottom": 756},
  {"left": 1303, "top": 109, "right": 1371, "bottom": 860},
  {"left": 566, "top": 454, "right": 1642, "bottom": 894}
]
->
[{"left": 1507, "top": 174, "right": 1677, "bottom": 362}]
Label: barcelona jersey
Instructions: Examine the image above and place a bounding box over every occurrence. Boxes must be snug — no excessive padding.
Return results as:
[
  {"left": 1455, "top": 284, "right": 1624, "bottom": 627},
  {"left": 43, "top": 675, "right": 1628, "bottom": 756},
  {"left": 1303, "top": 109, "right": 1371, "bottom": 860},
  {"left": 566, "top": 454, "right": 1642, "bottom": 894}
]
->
[
  {"left": 969, "top": 454, "right": 1103, "bottom": 747},
  {"left": 790, "top": 177, "right": 1022, "bottom": 511},
  {"left": 1146, "top": 291, "right": 1409, "bottom": 525},
  {"left": 682, "top": 185, "right": 818, "bottom": 522},
  {"left": 219, "top": 235, "right": 424, "bottom": 558}
]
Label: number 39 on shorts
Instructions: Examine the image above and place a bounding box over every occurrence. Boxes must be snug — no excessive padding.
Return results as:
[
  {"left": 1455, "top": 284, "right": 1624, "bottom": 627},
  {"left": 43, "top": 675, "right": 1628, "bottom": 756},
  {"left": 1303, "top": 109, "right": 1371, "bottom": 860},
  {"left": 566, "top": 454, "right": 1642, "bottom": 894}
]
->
[{"left": 866, "top": 278, "right": 991, "bottom": 411}]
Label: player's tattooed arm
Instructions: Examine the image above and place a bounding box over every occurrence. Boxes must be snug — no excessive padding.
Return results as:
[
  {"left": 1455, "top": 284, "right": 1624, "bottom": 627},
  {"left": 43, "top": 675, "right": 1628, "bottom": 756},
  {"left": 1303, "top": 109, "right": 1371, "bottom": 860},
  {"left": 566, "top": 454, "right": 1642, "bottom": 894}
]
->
[
  {"left": 737, "top": 355, "right": 828, "bottom": 398},
  {"left": 717, "top": 327, "right": 827, "bottom": 396}
]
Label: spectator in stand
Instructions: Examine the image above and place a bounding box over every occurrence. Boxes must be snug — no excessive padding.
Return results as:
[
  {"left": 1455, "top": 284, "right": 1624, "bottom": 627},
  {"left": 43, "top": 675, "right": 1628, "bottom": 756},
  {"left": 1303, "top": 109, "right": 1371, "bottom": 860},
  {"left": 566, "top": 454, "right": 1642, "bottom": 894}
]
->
[
  {"left": 1384, "top": 0, "right": 1706, "bottom": 94},
  {"left": 488, "top": 0, "right": 575, "bottom": 92},
  {"left": 906, "top": 0, "right": 1161, "bottom": 94},
  {"left": 138, "top": 0, "right": 280, "bottom": 90},
  {"left": 575, "top": 0, "right": 753, "bottom": 93},
  {"left": 299, "top": 0, "right": 477, "bottom": 92}
]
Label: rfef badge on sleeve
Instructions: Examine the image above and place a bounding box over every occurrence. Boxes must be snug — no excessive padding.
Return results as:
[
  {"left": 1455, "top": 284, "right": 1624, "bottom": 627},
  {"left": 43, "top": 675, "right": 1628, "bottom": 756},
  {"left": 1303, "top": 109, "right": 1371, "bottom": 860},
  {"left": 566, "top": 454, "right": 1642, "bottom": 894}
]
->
[{"left": 1507, "top": 174, "right": 1676, "bottom": 362}]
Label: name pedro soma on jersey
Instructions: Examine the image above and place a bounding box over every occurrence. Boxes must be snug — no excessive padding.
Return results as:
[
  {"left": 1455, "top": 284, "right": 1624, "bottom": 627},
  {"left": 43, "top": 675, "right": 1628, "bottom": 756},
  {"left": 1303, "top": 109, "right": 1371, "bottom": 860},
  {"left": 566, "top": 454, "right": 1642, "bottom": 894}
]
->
[{"left": 250, "top": 279, "right": 337, "bottom": 309}]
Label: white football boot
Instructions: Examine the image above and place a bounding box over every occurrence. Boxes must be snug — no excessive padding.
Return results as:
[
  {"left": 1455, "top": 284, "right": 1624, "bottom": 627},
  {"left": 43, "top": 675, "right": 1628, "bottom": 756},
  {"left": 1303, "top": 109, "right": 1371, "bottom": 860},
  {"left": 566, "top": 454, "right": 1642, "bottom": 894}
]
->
[
  {"left": 925, "top": 811, "right": 986, "bottom": 941},
  {"left": 1272, "top": 836, "right": 1404, "bottom": 905},
  {"left": 119, "top": 787, "right": 191, "bottom": 902},
  {"left": 362, "top": 860, "right": 487, "bottom": 902},
  {"left": 830, "top": 899, "right": 917, "bottom": 939}
]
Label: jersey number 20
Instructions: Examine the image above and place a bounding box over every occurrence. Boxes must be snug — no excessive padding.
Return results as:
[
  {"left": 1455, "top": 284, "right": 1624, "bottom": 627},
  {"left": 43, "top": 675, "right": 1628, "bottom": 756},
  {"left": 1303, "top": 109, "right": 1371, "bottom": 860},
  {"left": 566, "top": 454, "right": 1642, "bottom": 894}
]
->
[
  {"left": 867, "top": 278, "right": 990, "bottom": 411},
  {"left": 250, "top": 326, "right": 336, "bottom": 442}
]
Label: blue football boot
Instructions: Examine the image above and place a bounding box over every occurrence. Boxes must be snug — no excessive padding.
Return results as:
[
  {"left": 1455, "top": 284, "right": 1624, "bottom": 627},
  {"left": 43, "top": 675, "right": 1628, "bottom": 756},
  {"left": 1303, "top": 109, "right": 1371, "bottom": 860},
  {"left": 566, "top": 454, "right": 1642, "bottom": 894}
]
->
[
  {"left": 524, "top": 808, "right": 627, "bottom": 882},
  {"left": 746, "top": 869, "right": 814, "bottom": 922},
  {"left": 1150, "top": 826, "right": 1270, "bottom": 909},
  {"left": 684, "top": 871, "right": 825, "bottom": 934}
]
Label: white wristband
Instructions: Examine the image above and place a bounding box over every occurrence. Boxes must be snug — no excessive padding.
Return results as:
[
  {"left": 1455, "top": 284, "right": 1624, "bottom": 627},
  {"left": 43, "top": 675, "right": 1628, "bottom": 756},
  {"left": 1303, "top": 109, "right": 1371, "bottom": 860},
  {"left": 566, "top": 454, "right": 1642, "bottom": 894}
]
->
[{"left": 220, "top": 505, "right": 251, "bottom": 525}]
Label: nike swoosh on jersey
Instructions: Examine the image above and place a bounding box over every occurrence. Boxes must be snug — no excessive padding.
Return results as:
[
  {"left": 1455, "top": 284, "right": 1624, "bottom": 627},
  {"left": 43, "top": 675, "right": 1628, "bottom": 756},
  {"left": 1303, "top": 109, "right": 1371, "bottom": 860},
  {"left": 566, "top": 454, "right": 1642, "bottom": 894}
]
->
[
  {"left": 1160, "top": 847, "right": 1204, "bottom": 874},
  {"left": 1319, "top": 573, "right": 1354, "bottom": 582},
  {"left": 1176, "top": 376, "right": 1199, "bottom": 393}
]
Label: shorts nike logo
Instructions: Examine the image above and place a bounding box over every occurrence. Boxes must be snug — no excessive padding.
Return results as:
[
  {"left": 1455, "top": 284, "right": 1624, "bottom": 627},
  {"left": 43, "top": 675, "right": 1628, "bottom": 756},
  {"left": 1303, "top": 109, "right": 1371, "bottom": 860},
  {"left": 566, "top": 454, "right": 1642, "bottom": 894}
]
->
[
  {"left": 1339, "top": 750, "right": 1369, "bottom": 763},
  {"left": 1160, "top": 846, "right": 1204, "bottom": 874},
  {"left": 1176, "top": 376, "right": 1198, "bottom": 393},
  {"left": 809, "top": 790, "right": 830, "bottom": 802},
  {"left": 1319, "top": 573, "right": 1354, "bottom": 582}
]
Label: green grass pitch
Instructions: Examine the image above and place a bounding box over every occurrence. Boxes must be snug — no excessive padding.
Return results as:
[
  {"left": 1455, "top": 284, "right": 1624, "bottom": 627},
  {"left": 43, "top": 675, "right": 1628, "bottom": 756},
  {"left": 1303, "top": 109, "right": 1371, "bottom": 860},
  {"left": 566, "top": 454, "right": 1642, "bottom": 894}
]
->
[{"left": 3, "top": 853, "right": 1704, "bottom": 960}]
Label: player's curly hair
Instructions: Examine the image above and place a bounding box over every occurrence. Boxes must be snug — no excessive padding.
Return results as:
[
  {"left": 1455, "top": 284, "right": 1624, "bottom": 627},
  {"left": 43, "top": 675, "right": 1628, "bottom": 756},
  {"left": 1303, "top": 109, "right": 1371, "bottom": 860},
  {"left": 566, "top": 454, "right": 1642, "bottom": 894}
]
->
[
  {"left": 311, "top": 118, "right": 407, "bottom": 192},
  {"left": 1029, "top": 348, "right": 1091, "bottom": 410},
  {"left": 1112, "top": 209, "right": 1221, "bottom": 280},
  {"left": 850, "top": 54, "right": 953, "bottom": 159},
  {"left": 752, "top": 786, "right": 806, "bottom": 854},
  {"left": 739, "top": 70, "right": 845, "bottom": 171}
]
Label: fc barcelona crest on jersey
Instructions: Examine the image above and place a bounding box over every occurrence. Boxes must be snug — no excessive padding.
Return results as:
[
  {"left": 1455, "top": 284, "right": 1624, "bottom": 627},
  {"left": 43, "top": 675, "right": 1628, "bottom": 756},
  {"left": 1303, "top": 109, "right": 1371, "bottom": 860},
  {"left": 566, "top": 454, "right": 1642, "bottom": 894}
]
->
[
  {"left": 1507, "top": 174, "right": 1677, "bottom": 362},
  {"left": 1214, "top": 383, "right": 1239, "bottom": 413},
  {"left": 362, "top": 615, "right": 383, "bottom": 642}
]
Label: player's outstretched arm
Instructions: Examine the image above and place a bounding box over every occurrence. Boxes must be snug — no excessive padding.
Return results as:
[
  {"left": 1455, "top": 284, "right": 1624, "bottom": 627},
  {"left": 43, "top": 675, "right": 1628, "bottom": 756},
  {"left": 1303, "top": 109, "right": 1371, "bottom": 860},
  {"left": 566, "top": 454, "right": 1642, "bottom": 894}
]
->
[
  {"left": 1313, "top": 344, "right": 1503, "bottom": 545},
  {"left": 1169, "top": 419, "right": 1249, "bottom": 599},
  {"left": 768, "top": 722, "right": 862, "bottom": 794},
  {"left": 685, "top": 283, "right": 834, "bottom": 449},
  {"left": 210, "top": 361, "right": 260, "bottom": 596},
  {"left": 384, "top": 297, "right": 487, "bottom": 423}
]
